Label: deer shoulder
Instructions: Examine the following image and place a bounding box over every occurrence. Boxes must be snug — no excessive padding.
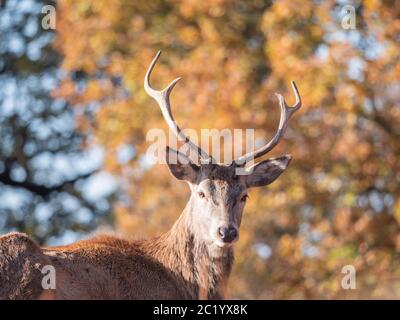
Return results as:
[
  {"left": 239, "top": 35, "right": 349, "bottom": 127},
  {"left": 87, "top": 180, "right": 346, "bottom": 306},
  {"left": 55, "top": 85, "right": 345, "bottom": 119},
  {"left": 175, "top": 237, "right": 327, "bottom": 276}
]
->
[{"left": 0, "top": 232, "right": 52, "bottom": 299}]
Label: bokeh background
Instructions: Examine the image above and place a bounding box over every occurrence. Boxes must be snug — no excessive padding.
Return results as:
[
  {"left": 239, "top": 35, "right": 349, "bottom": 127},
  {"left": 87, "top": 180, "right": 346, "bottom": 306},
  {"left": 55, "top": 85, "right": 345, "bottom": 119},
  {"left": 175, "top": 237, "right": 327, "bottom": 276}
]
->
[{"left": 0, "top": 0, "right": 399, "bottom": 298}]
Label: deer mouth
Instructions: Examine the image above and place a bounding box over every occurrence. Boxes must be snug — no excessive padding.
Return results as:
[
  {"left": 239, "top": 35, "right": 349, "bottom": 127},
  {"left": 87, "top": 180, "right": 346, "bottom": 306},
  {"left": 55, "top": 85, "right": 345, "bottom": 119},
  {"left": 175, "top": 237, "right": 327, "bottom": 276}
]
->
[{"left": 214, "top": 238, "right": 238, "bottom": 249}]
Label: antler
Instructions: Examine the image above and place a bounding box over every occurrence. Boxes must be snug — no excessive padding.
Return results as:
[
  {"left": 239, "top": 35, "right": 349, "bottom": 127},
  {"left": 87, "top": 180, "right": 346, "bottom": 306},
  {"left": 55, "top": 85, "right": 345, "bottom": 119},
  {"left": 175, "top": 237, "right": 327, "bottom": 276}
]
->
[
  {"left": 144, "top": 51, "right": 211, "bottom": 162},
  {"left": 235, "top": 81, "right": 302, "bottom": 165}
]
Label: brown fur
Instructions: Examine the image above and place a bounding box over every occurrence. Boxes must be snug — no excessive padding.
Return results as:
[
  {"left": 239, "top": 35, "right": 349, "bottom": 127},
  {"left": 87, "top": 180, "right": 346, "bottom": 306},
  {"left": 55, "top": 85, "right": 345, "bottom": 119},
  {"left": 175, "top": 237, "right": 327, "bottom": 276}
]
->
[
  {"left": 0, "top": 153, "right": 291, "bottom": 300},
  {"left": 0, "top": 232, "right": 51, "bottom": 299},
  {"left": 0, "top": 200, "right": 232, "bottom": 300}
]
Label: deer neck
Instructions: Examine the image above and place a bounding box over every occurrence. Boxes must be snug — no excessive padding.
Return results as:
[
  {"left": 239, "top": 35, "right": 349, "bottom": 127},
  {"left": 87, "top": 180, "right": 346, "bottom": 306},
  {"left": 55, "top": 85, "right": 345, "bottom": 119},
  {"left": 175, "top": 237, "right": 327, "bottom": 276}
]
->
[{"left": 148, "top": 197, "right": 234, "bottom": 299}]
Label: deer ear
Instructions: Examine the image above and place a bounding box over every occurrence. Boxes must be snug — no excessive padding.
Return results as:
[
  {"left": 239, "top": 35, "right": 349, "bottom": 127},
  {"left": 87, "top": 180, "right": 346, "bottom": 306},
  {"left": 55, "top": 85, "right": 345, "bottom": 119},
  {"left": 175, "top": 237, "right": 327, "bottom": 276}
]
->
[
  {"left": 245, "top": 155, "right": 292, "bottom": 188},
  {"left": 166, "top": 146, "right": 199, "bottom": 183}
]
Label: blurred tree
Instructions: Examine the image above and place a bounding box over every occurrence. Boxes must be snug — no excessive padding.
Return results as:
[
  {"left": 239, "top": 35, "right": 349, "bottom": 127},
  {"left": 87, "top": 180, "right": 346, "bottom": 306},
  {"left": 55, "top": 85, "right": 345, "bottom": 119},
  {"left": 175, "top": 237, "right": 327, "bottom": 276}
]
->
[
  {"left": 0, "top": 0, "right": 117, "bottom": 244},
  {"left": 54, "top": 0, "right": 400, "bottom": 298}
]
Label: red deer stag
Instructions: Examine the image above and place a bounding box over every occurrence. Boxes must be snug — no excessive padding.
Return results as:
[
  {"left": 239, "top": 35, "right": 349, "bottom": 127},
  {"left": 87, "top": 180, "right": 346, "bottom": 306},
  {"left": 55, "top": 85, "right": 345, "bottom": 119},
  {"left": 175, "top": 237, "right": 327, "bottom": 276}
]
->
[{"left": 0, "top": 51, "right": 301, "bottom": 299}]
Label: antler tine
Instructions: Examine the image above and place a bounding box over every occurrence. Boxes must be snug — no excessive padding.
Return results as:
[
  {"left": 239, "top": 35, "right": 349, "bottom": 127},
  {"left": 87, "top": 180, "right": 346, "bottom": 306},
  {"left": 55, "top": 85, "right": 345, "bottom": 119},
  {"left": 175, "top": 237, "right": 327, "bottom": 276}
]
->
[
  {"left": 235, "top": 81, "right": 302, "bottom": 165},
  {"left": 144, "top": 51, "right": 211, "bottom": 162}
]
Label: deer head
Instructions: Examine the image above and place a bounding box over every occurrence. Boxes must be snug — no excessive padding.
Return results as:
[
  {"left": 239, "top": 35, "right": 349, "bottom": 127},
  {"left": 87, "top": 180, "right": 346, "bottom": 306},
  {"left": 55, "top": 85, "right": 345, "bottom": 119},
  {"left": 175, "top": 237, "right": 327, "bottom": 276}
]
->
[{"left": 144, "top": 51, "right": 301, "bottom": 254}]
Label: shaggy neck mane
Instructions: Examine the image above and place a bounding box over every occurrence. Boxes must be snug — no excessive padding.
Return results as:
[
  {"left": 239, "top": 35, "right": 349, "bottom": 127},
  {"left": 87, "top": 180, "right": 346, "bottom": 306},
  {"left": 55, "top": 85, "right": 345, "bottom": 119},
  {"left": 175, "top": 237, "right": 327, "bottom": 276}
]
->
[{"left": 143, "top": 199, "right": 234, "bottom": 299}]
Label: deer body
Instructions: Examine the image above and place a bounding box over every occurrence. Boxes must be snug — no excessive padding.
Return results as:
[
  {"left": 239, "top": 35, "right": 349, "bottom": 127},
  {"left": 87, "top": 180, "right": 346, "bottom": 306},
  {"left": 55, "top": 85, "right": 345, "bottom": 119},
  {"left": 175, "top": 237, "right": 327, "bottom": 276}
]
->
[
  {"left": 0, "top": 51, "right": 301, "bottom": 300},
  {"left": 0, "top": 195, "right": 233, "bottom": 300}
]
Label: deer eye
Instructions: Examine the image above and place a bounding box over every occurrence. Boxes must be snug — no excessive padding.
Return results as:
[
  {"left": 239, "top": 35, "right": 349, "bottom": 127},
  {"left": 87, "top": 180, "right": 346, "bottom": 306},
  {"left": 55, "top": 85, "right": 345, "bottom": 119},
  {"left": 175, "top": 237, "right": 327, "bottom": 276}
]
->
[
  {"left": 198, "top": 192, "right": 206, "bottom": 199},
  {"left": 241, "top": 194, "right": 249, "bottom": 202}
]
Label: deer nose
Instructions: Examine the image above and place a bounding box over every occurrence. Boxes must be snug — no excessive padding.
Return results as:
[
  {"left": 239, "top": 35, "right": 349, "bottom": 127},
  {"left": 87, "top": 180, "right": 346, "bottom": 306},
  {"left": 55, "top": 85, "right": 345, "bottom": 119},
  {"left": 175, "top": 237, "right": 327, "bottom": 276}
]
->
[{"left": 218, "top": 226, "right": 238, "bottom": 243}]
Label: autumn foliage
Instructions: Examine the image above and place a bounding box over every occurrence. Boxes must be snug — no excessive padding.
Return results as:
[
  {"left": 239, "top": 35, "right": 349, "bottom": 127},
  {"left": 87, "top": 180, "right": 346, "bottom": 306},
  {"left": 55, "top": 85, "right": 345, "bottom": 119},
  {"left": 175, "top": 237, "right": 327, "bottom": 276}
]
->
[{"left": 54, "top": 0, "right": 400, "bottom": 298}]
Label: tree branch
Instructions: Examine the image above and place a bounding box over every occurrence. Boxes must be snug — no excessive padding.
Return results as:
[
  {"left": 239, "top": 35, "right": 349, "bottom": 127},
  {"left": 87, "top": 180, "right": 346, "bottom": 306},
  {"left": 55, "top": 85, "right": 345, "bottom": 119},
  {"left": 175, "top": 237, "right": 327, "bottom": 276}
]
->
[{"left": 0, "top": 167, "right": 96, "bottom": 197}]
